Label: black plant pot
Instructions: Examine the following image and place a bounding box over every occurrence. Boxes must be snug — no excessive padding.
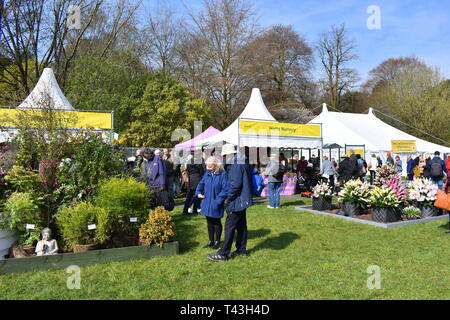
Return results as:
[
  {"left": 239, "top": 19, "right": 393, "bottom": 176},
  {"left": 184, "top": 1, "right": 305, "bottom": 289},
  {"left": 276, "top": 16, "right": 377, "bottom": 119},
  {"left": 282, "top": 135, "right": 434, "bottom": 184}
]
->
[
  {"left": 372, "top": 207, "right": 399, "bottom": 223},
  {"left": 420, "top": 204, "right": 438, "bottom": 217},
  {"left": 312, "top": 197, "right": 332, "bottom": 211},
  {"left": 343, "top": 202, "right": 361, "bottom": 216}
]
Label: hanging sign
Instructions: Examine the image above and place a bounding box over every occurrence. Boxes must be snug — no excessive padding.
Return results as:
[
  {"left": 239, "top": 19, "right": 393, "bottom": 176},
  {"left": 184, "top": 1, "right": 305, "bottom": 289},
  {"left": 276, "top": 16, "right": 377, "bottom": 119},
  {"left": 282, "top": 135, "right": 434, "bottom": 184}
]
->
[
  {"left": 239, "top": 120, "right": 321, "bottom": 138},
  {"left": 391, "top": 140, "right": 417, "bottom": 153}
]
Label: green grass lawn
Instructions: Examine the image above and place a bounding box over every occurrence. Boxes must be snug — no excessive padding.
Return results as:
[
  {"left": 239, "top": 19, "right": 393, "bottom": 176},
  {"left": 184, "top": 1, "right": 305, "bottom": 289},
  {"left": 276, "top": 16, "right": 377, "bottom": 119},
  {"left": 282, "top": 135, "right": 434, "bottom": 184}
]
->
[{"left": 1, "top": 198, "right": 449, "bottom": 300}]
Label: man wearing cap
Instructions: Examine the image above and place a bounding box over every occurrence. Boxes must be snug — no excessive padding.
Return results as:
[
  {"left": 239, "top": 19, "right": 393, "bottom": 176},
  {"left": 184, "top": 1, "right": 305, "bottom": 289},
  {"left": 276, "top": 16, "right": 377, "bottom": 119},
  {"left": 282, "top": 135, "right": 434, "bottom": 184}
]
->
[{"left": 207, "top": 143, "right": 253, "bottom": 262}]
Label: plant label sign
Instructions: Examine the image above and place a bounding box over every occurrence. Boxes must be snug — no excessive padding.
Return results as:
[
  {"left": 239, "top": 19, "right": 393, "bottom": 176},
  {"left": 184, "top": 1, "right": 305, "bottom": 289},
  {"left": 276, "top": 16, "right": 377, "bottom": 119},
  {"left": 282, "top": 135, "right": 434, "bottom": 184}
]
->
[
  {"left": 88, "top": 224, "right": 97, "bottom": 230},
  {"left": 26, "top": 224, "right": 35, "bottom": 230},
  {"left": 130, "top": 217, "right": 138, "bottom": 223}
]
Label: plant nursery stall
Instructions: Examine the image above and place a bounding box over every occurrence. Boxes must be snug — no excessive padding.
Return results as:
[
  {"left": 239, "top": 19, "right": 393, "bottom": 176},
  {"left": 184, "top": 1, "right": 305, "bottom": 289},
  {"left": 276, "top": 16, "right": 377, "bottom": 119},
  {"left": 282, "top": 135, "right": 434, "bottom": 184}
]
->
[
  {"left": 0, "top": 68, "right": 114, "bottom": 261},
  {"left": 193, "top": 88, "right": 323, "bottom": 196}
]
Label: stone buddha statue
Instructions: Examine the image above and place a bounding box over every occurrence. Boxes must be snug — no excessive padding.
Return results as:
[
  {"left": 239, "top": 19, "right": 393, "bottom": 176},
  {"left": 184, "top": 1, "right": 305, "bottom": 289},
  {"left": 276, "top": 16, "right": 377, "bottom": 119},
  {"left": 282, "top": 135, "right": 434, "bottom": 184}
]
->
[{"left": 35, "top": 227, "right": 59, "bottom": 256}]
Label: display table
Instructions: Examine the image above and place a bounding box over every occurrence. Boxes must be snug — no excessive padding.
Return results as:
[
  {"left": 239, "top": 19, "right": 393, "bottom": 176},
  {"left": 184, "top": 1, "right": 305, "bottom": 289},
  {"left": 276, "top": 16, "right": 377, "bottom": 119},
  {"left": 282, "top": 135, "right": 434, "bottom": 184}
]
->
[{"left": 261, "top": 174, "right": 297, "bottom": 197}]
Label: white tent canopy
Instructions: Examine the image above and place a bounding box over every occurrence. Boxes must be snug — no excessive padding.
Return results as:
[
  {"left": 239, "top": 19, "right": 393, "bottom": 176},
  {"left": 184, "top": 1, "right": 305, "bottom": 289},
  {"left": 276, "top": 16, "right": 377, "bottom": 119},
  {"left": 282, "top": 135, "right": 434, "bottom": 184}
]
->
[
  {"left": 195, "top": 88, "right": 322, "bottom": 149},
  {"left": 17, "top": 68, "right": 75, "bottom": 111},
  {"left": 309, "top": 104, "right": 450, "bottom": 154}
]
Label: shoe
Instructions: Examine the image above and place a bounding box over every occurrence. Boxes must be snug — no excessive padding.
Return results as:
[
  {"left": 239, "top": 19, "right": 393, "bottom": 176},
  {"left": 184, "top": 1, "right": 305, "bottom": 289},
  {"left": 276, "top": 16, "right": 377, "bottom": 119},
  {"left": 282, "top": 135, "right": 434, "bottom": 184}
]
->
[
  {"left": 197, "top": 208, "right": 201, "bottom": 213},
  {"left": 188, "top": 208, "right": 193, "bottom": 214},
  {"left": 203, "top": 241, "right": 213, "bottom": 248},
  {"left": 267, "top": 205, "right": 274, "bottom": 209},
  {"left": 230, "top": 251, "right": 249, "bottom": 258},
  {"left": 207, "top": 253, "right": 227, "bottom": 262},
  {"left": 211, "top": 241, "right": 220, "bottom": 249}
]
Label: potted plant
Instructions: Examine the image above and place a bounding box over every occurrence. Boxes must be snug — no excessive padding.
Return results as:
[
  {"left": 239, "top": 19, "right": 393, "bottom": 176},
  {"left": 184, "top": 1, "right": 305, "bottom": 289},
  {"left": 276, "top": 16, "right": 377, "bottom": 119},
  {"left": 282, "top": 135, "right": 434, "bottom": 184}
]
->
[
  {"left": 337, "top": 179, "right": 371, "bottom": 216},
  {"left": 139, "top": 206, "right": 176, "bottom": 248},
  {"left": 401, "top": 206, "right": 422, "bottom": 220},
  {"left": 312, "top": 182, "right": 333, "bottom": 211},
  {"left": 407, "top": 178, "right": 439, "bottom": 217},
  {"left": 55, "top": 202, "right": 111, "bottom": 252},
  {"left": 369, "top": 186, "right": 402, "bottom": 223},
  {"left": 0, "top": 192, "right": 43, "bottom": 257}
]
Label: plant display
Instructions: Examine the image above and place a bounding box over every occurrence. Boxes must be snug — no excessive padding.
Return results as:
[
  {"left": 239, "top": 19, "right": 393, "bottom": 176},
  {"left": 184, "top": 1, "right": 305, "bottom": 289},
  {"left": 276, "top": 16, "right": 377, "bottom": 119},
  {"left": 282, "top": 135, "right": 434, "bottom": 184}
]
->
[
  {"left": 312, "top": 181, "right": 333, "bottom": 198},
  {"left": 4, "top": 165, "right": 42, "bottom": 194},
  {"left": 337, "top": 179, "right": 372, "bottom": 208},
  {"left": 407, "top": 178, "right": 439, "bottom": 205},
  {"left": 0, "top": 192, "right": 42, "bottom": 246},
  {"left": 369, "top": 186, "right": 403, "bottom": 208},
  {"left": 374, "top": 164, "right": 398, "bottom": 187},
  {"left": 53, "top": 132, "right": 125, "bottom": 208},
  {"left": 95, "top": 177, "right": 150, "bottom": 234},
  {"left": 56, "top": 202, "right": 111, "bottom": 250},
  {"left": 383, "top": 176, "right": 407, "bottom": 201},
  {"left": 402, "top": 206, "right": 422, "bottom": 219},
  {"left": 139, "top": 206, "right": 175, "bottom": 248}
]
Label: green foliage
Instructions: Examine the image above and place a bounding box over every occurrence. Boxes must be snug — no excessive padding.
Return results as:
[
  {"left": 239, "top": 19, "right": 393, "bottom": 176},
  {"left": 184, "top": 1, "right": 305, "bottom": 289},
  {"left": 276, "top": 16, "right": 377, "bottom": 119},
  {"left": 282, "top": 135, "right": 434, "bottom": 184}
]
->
[
  {"left": 123, "top": 73, "right": 210, "bottom": 147},
  {"left": 139, "top": 206, "right": 176, "bottom": 248},
  {"left": 65, "top": 51, "right": 147, "bottom": 133},
  {"left": 370, "top": 66, "right": 450, "bottom": 144},
  {"left": 4, "top": 165, "right": 41, "bottom": 194},
  {"left": 0, "top": 192, "right": 42, "bottom": 246},
  {"left": 95, "top": 177, "right": 150, "bottom": 234},
  {"left": 55, "top": 202, "right": 111, "bottom": 249},
  {"left": 54, "top": 132, "right": 125, "bottom": 208}
]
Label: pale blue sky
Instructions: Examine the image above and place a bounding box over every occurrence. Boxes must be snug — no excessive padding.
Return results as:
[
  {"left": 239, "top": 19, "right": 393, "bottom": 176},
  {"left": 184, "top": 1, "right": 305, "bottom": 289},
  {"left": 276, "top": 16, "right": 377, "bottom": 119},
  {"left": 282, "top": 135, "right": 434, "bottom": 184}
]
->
[{"left": 141, "top": 0, "right": 450, "bottom": 84}]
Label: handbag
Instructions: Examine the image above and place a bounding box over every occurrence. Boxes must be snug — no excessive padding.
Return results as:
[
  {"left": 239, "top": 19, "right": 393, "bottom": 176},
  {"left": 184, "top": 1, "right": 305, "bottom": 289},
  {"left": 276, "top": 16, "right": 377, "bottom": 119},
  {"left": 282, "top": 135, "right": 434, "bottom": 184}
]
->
[{"left": 434, "top": 190, "right": 450, "bottom": 211}]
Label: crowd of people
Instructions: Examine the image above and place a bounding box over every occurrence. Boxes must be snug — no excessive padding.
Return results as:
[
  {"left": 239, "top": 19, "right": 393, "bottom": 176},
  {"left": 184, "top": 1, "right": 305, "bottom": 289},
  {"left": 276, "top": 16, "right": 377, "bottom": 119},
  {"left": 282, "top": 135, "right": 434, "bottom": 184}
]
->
[{"left": 126, "top": 146, "right": 449, "bottom": 261}]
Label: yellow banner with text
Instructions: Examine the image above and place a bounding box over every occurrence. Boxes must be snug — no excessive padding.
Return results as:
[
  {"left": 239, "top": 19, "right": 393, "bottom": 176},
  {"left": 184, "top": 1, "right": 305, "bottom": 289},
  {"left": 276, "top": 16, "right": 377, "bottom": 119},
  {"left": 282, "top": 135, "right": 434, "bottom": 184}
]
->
[{"left": 239, "top": 120, "right": 321, "bottom": 138}]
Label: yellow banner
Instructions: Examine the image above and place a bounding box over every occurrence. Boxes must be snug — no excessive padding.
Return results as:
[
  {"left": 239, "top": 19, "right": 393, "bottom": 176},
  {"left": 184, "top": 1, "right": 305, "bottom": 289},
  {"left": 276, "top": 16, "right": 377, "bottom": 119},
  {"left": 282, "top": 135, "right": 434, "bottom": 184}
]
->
[
  {"left": 239, "top": 120, "right": 321, "bottom": 138},
  {"left": 0, "top": 108, "right": 112, "bottom": 130},
  {"left": 391, "top": 140, "right": 417, "bottom": 153},
  {"left": 346, "top": 149, "right": 365, "bottom": 157}
]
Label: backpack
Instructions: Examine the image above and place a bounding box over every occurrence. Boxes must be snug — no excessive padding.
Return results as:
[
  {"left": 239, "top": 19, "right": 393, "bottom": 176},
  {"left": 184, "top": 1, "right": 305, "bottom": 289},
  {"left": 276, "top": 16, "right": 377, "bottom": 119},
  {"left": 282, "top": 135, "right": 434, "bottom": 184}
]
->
[
  {"left": 430, "top": 159, "right": 443, "bottom": 178},
  {"left": 251, "top": 172, "right": 265, "bottom": 197},
  {"left": 274, "top": 161, "right": 286, "bottom": 180}
]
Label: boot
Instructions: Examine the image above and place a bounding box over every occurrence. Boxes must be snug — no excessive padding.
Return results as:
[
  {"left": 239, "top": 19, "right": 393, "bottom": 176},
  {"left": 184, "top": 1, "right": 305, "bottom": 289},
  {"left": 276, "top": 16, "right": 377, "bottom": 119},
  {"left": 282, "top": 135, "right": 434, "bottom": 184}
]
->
[
  {"left": 203, "top": 241, "right": 213, "bottom": 248},
  {"left": 211, "top": 241, "right": 220, "bottom": 249}
]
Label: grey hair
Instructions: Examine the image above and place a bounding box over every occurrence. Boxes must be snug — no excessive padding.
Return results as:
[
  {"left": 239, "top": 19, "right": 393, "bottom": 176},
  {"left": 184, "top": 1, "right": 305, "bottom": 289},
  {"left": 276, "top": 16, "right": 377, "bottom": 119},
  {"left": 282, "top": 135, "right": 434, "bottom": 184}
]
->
[{"left": 205, "top": 156, "right": 223, "bottom": 171}]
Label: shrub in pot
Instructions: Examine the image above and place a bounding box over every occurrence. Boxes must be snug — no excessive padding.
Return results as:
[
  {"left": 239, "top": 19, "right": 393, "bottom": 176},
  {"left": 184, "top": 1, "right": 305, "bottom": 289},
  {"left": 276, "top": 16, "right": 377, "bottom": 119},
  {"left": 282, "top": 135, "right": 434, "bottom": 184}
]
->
[
  {"left": 312, "top": 182, "right": 333, "bottom": 211},
  {"left": 95, "top": 177, "right": 150, "bottom": 245},
  {"left": 56, "top": 202, "right": 111, "bottom": 252},
  {"left": 0, "top": 192, "right": 43, "bottom": 249},
  {"left": 369, "top": 186, "right": 402, "bottom": 223},
  {"left": 407, "top": 178, "right": 439, "bottom": 217},
  {"left": 139, "top": 206, "right": 176, "bottom": 248},
  {"left": 337, "top": 179, "right": 371, "bottom": 216}
]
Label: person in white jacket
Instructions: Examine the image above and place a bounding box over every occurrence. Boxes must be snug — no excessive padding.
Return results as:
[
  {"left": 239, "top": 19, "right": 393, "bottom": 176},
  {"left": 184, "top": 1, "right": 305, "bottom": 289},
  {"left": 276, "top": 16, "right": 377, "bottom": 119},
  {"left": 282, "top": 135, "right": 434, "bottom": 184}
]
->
[
  {"left": 320, "top": 156, "right": 336, "bottom": 188},
  {"left": 368, "top": 154, "right": 378, "bottom": 185}
]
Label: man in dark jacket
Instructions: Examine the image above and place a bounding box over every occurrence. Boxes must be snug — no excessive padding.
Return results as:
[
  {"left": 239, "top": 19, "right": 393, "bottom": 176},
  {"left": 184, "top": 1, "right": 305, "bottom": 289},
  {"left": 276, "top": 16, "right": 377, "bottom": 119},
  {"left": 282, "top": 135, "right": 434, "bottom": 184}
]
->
[
  {"left": 337, "top": 156, "right": 358, "bottom": 184},
  {"left": 183, "top": 159, "right": 205, "bottom": 215},
  {"left": 207, "top": 144, "right": 253, "bottom": 262},
  {"left": 146, "top": 150, "right": 167, "bottom": 209},
  {"left": 406, "top": 155, "right": 415, "bottom": 181},
  {"left": 427, "top": 151, "right": 447, "bottom": 190}
]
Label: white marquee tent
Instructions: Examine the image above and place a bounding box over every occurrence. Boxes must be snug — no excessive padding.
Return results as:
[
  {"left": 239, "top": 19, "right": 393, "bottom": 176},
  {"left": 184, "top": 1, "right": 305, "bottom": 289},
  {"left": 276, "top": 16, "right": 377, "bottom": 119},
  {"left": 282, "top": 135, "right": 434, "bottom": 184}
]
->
[
  {"left": 309, "top": 104, "right": 450, "bottom": 155},
  {"left": 194, "top": 88, "right": 322, "bottom": 149},
  {"left": 17, "top": 68, "right": 75, "bottom": 111}
]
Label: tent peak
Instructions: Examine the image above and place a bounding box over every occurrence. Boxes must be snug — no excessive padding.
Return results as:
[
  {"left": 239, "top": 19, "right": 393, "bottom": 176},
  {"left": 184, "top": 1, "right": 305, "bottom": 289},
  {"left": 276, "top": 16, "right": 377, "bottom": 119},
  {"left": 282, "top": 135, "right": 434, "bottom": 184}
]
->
[
  {"left": 238, "top": 88, "right": 276, "bottom": 121},
  {"left": 322, "top": 103, "right": 328, "bottom": 113},
  {"left": 368, "top": 107, "right": 376, "bottom": 117},
  {"left": 17, "top": 68, "right": 75, "bottom": 111}
]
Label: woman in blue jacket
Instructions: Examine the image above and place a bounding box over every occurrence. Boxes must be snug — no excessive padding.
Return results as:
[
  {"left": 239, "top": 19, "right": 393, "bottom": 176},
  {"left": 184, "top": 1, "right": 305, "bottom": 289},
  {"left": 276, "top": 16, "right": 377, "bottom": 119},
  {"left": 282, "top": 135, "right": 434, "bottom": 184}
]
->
[{"left": 196, "top": 156, "right": 229, "bottom": 249}]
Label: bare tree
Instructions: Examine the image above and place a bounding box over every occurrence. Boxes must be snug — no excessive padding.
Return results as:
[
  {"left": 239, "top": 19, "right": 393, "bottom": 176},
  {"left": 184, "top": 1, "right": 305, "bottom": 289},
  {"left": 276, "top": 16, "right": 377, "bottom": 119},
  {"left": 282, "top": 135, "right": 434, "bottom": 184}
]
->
[
  {"left": 176, "top": 0, "right": 259, "bottom": 129},
  {"left": 317, "top": 24, "right": 359, "bottom": 110},
  {"left": 363, "top": 56, "right": 428, "bottom": 93},
  {"left": 142, "top": 2, "right": 180, "bottom": 75},
  {"left": 249, "top": 24, "right": 315, "bottom": 114},
  {"left": 0, "top": 0, "right": 142, "bottom": 104}
]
